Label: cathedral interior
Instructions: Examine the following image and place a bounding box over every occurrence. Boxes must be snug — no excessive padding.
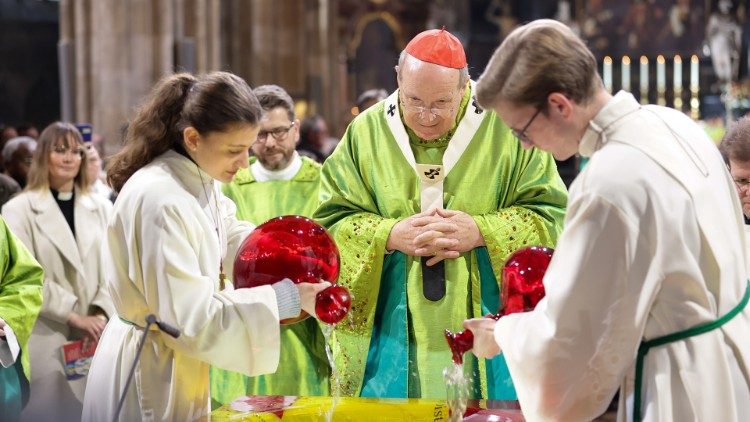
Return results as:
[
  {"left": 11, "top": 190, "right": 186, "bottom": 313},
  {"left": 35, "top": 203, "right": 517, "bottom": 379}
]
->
[{"left": 0, "top": 0, "right": 747, "bottom": 182}]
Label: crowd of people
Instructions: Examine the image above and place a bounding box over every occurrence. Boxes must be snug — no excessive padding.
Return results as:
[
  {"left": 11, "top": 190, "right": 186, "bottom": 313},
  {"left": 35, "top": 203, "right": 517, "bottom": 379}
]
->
[{"left": 0, "top": 22, "right": 748, "bottom": 422}]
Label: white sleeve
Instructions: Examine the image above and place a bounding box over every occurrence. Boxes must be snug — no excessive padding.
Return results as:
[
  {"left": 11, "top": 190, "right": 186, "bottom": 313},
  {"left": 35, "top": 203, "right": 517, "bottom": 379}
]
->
[
  {"left": 137, "top": 203, "right": 280, "bottom": 376},
  {"left": 0, "top": 318, "right": 20, "bottom": 368},
  {"left": 494, "top": 193, "right": 651, "bottom": 420}
]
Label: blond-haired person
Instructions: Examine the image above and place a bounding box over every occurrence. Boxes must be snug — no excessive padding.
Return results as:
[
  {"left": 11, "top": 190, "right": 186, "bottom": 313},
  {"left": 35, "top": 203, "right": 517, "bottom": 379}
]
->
[
  {"left": 2, "top": 122, "right": 116, "bottom": 422},
  {"left": 463, "top": 19, "right": 750, "bottom": 421}
]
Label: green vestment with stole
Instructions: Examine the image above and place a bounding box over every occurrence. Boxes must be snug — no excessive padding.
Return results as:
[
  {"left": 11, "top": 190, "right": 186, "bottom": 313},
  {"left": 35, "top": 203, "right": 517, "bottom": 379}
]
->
[
  {"left": 314, "top": 83, "right": 568, "bottom": 399},
  {"left": 0, "top": 216, "right": 44, "bottom": 419},
  {"left": 210, "top": 156, "right": 330, "bottom": 406}
]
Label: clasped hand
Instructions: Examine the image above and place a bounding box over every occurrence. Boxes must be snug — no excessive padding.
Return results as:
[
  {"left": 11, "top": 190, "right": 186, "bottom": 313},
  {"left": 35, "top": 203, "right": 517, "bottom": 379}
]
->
[{"left": 386, "top": 208, "right": 485, "bottom": 266}]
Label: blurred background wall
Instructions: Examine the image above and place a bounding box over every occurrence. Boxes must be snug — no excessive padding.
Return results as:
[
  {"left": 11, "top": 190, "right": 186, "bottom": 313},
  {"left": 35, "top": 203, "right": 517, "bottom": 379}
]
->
[{"left": 0, "top": 0, "right": 744, "bottom": 169}]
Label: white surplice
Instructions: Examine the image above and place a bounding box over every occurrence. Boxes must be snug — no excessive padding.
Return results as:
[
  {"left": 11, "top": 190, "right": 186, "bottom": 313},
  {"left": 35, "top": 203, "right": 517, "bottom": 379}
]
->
[
  {"left": 495, "top": 92, "right": 750, "bottom": 421},
  {"left": 82, "top": 150, "right": 282, "bottom": 422}
]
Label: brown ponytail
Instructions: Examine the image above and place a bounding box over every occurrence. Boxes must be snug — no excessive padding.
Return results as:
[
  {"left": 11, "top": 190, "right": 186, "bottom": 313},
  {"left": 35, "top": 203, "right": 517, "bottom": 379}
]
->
[{"left": 107, "top": 71, "right": 261, "bottom": 192}]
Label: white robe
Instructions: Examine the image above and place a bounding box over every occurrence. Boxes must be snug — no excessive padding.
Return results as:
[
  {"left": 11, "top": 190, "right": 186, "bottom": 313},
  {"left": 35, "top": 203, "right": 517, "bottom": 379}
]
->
[
  {"left": 82, "top": 150, "right": 282, "bottom": 421},
  {"left": 494, "top": 92, "right": 750, "bottom": 421}
]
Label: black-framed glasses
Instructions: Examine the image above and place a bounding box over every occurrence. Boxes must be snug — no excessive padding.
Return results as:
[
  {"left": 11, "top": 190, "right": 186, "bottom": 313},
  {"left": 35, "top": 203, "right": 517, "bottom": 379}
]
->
[
  {"left": 400, "top": 93, "right": 457, "bottom": 119},
  {"left": 511, "top": 108, "right": 542, "bottom": 143},
  {"left": 256, "top": 122, "right": 295, "bottom": 143}
]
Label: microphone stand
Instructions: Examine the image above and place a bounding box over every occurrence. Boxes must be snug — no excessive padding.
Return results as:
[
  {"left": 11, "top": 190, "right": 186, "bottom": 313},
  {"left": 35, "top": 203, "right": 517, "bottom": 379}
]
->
[{"left": 113, "top": 314, "right": 180, "bottom": 422}]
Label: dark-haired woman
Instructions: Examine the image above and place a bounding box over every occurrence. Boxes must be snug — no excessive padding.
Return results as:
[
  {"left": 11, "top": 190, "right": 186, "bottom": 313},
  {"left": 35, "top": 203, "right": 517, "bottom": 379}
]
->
[
  {"left": 81, "top": 72, "right": 328, "bottom": 421},
  {"left": 2, "top": 122, "right": 116, "bottom": 421}
]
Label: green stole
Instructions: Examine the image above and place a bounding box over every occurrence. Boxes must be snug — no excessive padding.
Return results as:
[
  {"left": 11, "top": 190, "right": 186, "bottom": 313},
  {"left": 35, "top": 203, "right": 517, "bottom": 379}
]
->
[
  {"left": 0, "top": 362, "right": 23, "bottom": 420},
  {"left": 315, "top": 82, "right": 568, "bottom": 399}
]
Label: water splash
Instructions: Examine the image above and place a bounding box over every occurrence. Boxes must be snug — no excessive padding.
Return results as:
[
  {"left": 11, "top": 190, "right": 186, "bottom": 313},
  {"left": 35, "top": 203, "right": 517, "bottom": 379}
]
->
[
  {"left": 321, "top": 324, "right": 339, "bottom": 422},
  {"left": 443, "top": 363, "right": 469, "bottom": 422}
]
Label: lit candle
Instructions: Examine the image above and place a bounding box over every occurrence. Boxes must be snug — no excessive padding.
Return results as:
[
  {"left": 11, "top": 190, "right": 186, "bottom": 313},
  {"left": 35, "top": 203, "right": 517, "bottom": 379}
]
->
[
  {"left": 640, "top": 56, "right": 649, "bottom": 97},
  {"left": 603, "top": 56, "right": 613, "bottom": 93},
  {"left": 622, "top": 56, "right": 631, "bottom": 92},
  {"left": 673, "top": 55, "right": 682, "bottom": 91},
  {"left": 656, "top": 55, "right": 666, "bottom": 91},
  {"left": 690, "top": 55, "right": 699, "bottom": 90}
]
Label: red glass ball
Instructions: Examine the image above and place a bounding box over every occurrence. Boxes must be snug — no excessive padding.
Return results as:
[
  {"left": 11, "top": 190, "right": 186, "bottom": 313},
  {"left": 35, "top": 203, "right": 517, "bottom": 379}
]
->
[
  {"left": 444, "top": 329, "right": 474, "bottom": 365},
  {"left": 233, "top": 215, "right": 340, "bottom": 324},
  {"left": 500, "top": 246, "right": 554, "bottom": 316},
  {"left": 315, "top": 285, "right": 352, "bottom": 325}
]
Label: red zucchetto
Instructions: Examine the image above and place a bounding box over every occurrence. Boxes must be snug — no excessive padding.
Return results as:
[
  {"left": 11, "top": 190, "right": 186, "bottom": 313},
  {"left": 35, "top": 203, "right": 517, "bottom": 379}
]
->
[{"left": 404, "top": 28, "right": 467, "bottom": 69}]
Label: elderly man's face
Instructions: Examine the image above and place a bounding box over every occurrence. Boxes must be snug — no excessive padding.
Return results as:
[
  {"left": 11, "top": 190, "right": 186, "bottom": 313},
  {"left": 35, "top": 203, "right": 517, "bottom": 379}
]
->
[
  {"left": 9, "top": 144, "right": 34, "bottom": 186},
  {"left": 729, "top": 159, "right": 750, "bottom": 218},
  {"left": 398, "top": 59, "right": 465, "bottom": 140}
]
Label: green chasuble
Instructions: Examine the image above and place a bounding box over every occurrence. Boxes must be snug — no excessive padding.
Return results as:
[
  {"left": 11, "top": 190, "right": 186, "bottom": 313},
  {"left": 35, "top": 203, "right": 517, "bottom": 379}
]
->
[
  {"left": 314, "top": 83, "right": 568, "bottom": 399},
  {"left": 210, "top": 156, "right": 330, "bottom": 406},
  {"left": 0, "top": 216, "right": 44, "bottom": 419}
]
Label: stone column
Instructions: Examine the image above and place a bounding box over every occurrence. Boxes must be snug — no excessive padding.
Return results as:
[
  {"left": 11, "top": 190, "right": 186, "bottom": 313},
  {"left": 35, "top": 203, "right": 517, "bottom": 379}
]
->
[
  {"left": 59, "top": 0, "right": 222, "bottom": 157},
  {"left": 220, "top": 0, "right": 334, "bottom": 121},
  {"left": 59, "top": 0, "right": 349, "bottom": 153}
]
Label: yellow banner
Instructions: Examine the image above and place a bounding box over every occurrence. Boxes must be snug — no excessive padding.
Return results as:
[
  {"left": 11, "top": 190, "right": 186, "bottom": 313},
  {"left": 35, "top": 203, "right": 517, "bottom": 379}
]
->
[{"left": 210, "top": 396, "right": 451, "bottom": 421}]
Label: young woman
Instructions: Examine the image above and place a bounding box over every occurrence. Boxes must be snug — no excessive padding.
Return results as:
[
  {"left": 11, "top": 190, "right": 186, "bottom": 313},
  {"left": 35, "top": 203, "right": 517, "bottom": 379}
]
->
[
  {"left": 81, "top": 71, "right": 327, "bottom": 421},
  {"left": 2, "top": 122, "right": 116, "bottom": 421}
]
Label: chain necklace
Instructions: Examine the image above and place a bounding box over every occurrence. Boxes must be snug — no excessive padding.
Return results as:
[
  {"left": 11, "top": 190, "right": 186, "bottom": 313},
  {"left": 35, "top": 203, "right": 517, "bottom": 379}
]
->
[{"left": 197, "top": 165, "right": 227, "bottom": 290}]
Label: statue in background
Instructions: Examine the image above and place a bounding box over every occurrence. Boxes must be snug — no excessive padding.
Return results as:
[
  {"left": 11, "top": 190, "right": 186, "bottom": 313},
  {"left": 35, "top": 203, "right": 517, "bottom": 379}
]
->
[
  {"left": 707, "top": 0, "right": 742, "bottom": 83},
  {"left": 485, "top": 0, "right": 518, "bottom": 42},
  {"left": 554, "top": 0, "right": 580, "bottom": 36}
]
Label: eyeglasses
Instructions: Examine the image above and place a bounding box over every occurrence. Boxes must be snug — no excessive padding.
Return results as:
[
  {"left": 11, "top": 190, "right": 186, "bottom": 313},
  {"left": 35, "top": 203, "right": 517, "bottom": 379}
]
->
[
  {"left": 256, "top": 122, "right": 295, "bottom": 143},
  {"left": 52, "top": 146, "right": 85, "bottom": 159},
  {"left": 511, "top": 108, "right": 542, "bottom": 143},
  {"left": 734, "top": 178, "right": 750, "bottom": 190},
  {"left": 400, "top": 94, "right": 457, "bottom": 119}
]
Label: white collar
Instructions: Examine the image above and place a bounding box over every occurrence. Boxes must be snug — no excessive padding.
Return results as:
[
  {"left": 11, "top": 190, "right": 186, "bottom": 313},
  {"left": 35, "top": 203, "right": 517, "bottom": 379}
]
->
[
  {"left": 56, "top": 190, "right": 74, "bottom": 201},
  {"left": 250, "top": 152, "right": 302, "bottom": 182},
  {"left": 579, "top": 91, "right": 640, "bottom": 157}
]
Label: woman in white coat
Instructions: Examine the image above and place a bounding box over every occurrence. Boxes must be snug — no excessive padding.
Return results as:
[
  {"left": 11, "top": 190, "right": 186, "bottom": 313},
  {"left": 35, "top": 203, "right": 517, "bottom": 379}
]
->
[
  {"left": 2, "top": 122, "right": 116, "bottom": 422},
  {"left": 81, "top": 72, "right": 328, "bottom": 422}
]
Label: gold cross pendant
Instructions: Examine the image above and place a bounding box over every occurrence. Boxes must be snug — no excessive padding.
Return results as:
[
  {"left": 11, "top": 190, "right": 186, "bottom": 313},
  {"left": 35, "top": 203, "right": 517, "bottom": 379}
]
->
[{"left": 219, "top": 263, "right": 227, "bottom": 290}]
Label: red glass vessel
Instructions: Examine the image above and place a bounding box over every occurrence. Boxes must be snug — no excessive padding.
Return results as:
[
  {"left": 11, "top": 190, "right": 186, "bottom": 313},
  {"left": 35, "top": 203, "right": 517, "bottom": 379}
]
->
[
  {"left": 233, "top": 215, "right": 349, "bottom": 324},
  {"left": 445, "top": 246, "right": 554, "bottom": 364}
]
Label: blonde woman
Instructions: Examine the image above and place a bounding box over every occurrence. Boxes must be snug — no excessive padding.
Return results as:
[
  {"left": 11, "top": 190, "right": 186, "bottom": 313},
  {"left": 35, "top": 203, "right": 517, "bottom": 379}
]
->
[{"left": 2, "top": 122, "right": 116, "bottom": 422}]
